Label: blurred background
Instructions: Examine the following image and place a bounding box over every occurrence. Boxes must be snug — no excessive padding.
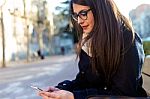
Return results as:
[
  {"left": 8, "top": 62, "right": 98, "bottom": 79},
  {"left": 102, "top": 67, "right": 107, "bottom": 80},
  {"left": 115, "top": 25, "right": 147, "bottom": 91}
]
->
[
  {"left": 0, "top": 0, "right": 150, "bottom": 99},
  {"left": 0, "top": 0, "right": 150, "bottom": 67},
  {"left": 0, "top": 0, "right": 75, "bottom": 67}
]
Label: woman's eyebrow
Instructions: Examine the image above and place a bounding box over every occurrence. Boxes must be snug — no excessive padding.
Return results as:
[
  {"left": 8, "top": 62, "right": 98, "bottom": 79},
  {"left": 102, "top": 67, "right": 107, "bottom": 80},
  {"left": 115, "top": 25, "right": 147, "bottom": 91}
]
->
[{"left": 74, "top": 9, "right": 89, "bottom": 13}]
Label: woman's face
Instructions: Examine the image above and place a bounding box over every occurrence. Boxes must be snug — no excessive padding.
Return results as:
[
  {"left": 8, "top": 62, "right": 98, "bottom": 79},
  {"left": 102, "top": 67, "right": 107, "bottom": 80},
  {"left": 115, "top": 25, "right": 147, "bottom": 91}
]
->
[{"left": 72, "top": 3, "right": 94, "bottom": 34}]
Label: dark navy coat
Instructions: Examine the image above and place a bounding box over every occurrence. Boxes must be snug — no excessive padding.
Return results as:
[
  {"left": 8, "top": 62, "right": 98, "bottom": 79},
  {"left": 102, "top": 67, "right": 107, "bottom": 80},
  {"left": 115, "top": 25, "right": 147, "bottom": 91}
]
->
[{"left": 56, "top": 30, "right": 147, "bottom": 98}]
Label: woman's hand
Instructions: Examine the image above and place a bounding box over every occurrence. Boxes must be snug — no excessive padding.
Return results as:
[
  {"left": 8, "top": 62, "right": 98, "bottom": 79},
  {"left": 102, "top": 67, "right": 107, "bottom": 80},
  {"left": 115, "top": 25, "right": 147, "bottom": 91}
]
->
[{"left": 38, "top": 90, "right": 74, "bottom": 99}]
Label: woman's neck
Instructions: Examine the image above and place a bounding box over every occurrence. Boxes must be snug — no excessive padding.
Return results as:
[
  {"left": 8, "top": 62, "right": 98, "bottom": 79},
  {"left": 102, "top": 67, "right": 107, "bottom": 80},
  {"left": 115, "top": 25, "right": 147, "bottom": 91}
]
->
[{"left": 81, "top": 34, "right": 92, "bottom": 57}]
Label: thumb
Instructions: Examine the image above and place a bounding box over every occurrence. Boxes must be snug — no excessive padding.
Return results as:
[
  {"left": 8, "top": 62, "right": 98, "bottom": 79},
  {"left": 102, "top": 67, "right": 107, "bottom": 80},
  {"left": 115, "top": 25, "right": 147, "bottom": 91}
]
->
[{"left": 46, "top": 86, "right": 60, "bottom": 92}]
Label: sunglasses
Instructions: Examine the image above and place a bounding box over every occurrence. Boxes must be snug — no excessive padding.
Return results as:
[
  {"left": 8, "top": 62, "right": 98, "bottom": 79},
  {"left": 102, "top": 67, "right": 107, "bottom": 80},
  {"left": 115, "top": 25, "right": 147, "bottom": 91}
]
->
[{"left": 71, "top": 9, "right": 91, "bottom": 21}]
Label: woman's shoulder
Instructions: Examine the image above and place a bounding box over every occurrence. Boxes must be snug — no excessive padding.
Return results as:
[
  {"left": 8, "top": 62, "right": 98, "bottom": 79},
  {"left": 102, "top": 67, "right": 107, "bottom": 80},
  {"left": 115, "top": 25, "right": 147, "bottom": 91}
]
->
[
  {"left": 122, "top": 27, "right": 133, "bottom": 42},
  {"left": 122, "top": 26, "right": 142, "bottom": 44}
]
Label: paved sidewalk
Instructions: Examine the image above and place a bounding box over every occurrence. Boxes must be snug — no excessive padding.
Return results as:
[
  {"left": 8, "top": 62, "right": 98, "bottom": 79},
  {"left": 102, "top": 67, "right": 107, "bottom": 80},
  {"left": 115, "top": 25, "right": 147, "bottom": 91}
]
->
[
  {"left": 0, "top": 54, "right": 78, "bottom": 99},
  {"left": 4, "top": 54, "right": 74, "bottom": 68}
]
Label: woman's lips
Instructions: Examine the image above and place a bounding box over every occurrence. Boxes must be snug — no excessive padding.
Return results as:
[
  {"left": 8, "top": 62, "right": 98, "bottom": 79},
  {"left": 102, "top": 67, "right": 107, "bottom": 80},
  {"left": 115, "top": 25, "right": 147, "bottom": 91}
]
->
[{"left": 82, "top": 25, "right": 88, "bottom": 30}]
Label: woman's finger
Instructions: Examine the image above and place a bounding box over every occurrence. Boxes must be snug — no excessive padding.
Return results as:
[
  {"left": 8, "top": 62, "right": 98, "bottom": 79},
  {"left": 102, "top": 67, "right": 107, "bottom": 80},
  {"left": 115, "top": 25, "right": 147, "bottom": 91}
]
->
[
  {"left": 39, "top": 92, "right": 56, "bottom": 99},
  {"left": 40, "top": 93, "right": 49, "bottom": 99},
  {"left": 39, "top": 91, "right": 58, "bottom": 98}
]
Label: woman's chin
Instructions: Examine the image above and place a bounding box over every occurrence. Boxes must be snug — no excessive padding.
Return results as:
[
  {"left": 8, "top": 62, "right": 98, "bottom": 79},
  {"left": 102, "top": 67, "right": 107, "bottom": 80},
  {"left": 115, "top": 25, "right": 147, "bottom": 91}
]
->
[{"left": 83, "top": 30, "right": 90, "bottom": 34}]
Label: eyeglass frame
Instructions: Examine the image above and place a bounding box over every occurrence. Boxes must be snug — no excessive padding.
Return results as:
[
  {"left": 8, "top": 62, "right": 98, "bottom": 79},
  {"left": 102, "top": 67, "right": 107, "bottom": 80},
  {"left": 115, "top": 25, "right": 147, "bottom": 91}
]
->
[{"left": 71, "top": 8, "right": 92, "bottom": 22}]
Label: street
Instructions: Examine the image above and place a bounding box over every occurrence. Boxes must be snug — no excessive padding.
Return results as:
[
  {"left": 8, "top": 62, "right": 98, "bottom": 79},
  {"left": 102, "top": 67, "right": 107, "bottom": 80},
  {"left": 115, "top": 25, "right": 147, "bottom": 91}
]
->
[{"left": 0, "top": 54, "right": 78, "bottom": 99}]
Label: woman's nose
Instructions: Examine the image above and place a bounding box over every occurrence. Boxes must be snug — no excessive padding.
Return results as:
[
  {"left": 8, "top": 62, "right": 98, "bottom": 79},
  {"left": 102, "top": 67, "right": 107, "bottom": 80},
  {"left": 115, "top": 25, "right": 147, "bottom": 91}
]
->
[{"left": 77, "top": 17, "right": 84, "bottom": 24}]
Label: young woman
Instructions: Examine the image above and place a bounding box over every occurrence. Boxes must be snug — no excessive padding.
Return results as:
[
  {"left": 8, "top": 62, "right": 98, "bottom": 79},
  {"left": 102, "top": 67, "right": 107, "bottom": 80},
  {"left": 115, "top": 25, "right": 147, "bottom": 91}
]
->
[{"left": 39, "top": 0, "right": 147, "bottom": 98}]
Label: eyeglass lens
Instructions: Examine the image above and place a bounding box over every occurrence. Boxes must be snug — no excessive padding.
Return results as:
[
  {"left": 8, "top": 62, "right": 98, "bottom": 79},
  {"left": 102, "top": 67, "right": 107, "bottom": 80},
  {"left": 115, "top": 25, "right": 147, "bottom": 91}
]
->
[{"left": 72, "top": 9, "right": 91, "bottom": 21}]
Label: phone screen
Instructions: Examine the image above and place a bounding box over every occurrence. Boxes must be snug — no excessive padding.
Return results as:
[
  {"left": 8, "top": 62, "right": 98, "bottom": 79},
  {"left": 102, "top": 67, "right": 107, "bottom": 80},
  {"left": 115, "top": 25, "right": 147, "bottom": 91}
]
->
[{"left": 30, "top": 85, "right": 43, "bottom": 91}]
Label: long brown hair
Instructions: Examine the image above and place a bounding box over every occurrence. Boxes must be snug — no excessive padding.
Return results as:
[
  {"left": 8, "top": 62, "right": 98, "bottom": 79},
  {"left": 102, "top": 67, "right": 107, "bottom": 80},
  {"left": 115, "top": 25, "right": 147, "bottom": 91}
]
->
[{"left": 70, "top": 0, "right": 134, "bottom": 86}]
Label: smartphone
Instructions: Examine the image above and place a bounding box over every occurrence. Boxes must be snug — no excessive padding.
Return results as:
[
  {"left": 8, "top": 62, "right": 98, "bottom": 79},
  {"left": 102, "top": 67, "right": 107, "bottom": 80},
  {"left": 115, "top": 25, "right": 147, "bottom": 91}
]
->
[{"left": 30, "top": 85, "right": 43, "bottom": 91}]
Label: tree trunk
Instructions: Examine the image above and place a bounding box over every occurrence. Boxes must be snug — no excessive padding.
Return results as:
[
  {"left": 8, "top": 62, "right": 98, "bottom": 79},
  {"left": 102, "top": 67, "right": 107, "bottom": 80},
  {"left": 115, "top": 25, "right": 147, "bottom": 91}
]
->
[{"left": 1, "top": 6, "right": 6, "bottom": 67}]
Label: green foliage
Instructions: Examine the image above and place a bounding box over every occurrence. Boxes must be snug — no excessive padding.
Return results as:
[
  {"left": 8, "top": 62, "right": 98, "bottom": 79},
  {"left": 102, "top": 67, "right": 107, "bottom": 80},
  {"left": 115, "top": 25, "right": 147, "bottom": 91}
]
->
[
  {"left": 143, "top": 41, "right": 150, "bottom": 55},
  {"left": 53, "top": 0, "right": 71, "bottom": 35}
]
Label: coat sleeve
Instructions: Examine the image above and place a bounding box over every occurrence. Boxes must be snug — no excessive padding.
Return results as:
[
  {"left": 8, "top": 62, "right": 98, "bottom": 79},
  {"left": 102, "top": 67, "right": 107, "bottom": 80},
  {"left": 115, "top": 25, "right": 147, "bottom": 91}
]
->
[{"left": 55, "top": 71, "right": 87, "bottom": 91}]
